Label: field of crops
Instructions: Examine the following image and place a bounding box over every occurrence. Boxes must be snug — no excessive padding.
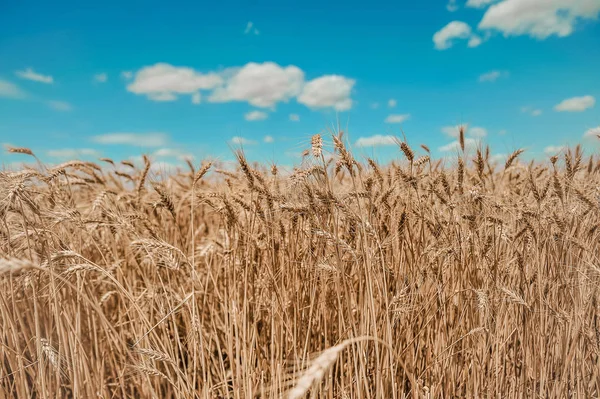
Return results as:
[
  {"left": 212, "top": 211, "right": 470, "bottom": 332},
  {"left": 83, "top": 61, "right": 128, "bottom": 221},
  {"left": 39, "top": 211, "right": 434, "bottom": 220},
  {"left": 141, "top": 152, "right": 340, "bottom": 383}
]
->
[{"left": 2, "top": 131, "right": 600, "bottom": 398}]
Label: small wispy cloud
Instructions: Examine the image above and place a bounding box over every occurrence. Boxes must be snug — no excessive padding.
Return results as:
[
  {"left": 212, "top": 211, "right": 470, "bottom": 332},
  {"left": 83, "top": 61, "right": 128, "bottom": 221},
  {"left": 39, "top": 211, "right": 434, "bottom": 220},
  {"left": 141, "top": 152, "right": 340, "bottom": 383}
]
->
[
  {"left": 264, "top": 135, "right": 274, "bottom": 143},
  {"left": 370, "top": 102, "right": 380, "bottom": 109},
  {"left": 0, "top": 79, "right": 27, "bottom": 99},
  {"left": 544, "top": 145, "right": 566, "bottom": 155},
  {"left": 94, "top": 73, "right": 108, "bottom": 83},
  {"left": 244, "top": 21, "right": 259, "bottom": 35},
  {"left": 385, "top": 114, "right": 410, "bottom": 124},
  {"left": 230, "top": 136, "right": 256, "bottom": 145},
  {"left": 441, "top": 124, "right": 486, "bottom": 138},
  {"left": 439, "top": 138, "right": 477, "bottom": 152},
  {"left": 355, "top": 135, "right": 397, "bottom": 147},
  {"left": 245, "top": 110, "right": 268, "bottom": 121},
  {"left": 478, "top": 70, "right": 508, "bottom": 82},
  {"left": 154, "top": 148, "right": 193, "bottom": 161},
  {"left": 554, "top": 95, "right": 595, "bottom": 112},
  {"left": 521, "top": 106, "right": 543, "bottom": 117},
  {"left": 121, "top": 71, "right": 133, "bottom": 80},
  {"left": 191, "top": 92, "right": 201, "bottom": 104},
  {"left": 47, "top": 101, "right": 73, "bottom": 112},
  {"left": 47, "top": 148, "right": 100, "bottom": 158},
  {"left": 447, "top": 0, "right": 458, "bottom": 12},
  {"left": 433, "top": 21, "right": 482, "bottom": 50},
  {"left": 583, "top": 126, "right": 600, "bottom": 138},
  {"left": 15, "top": 68, "right": 53, "bottom": 84},
  {"left": 388, "top": 99, "right": 397, "bottom": 108},
  {"left": 92, "top": 132, "right": 169, "bottom": 147},
  {"left": 289, "top": 113, "right": 300, "bottom": 122}
]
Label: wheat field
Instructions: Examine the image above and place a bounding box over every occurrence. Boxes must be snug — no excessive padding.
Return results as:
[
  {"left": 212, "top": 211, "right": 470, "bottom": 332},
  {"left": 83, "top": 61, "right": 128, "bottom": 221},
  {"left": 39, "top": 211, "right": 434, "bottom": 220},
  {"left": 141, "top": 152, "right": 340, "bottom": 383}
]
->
[{"left": 1, "top": 131, "right": 599, "bottom": 398}]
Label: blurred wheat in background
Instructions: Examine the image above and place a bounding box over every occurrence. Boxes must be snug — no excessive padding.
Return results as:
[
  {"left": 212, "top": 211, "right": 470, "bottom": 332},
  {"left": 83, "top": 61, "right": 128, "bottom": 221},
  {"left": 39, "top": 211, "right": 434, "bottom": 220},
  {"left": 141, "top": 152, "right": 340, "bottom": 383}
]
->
[{"left": 1, "top": 131, "right": 600, "bottom": 398}]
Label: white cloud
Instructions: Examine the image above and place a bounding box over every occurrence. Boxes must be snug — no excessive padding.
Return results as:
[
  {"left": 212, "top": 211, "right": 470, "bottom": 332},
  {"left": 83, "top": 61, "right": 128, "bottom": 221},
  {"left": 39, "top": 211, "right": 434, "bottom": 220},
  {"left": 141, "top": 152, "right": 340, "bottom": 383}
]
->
[
  {"left": 244, "top": 21, "right": 259, "bottom": 35},
  {"left": 264, "top": 135, "right": 274, "bottom": 143},
  {"left": 210, "top": 62, "right": 304, "bottom": 108},
  {"left": 447, "top": 0, "right": 459, "bottom": 12},
  {"left": 127, "top": 63, "right": 223, "bottom": 102},
  {"left": 121, "top": 71, "right": 133, "bottom": 80},
  {"left": 479, "top": 70, "right": 508, "bottom": 82},
  {"left": 479, "top": 0, "right": 600, "bottom": 39},
  {"left": 297, "top": 75, "right": 355, "bottom": 111},
  {"left": 47, "top": 148, "right": 99, "bottom": 158},
  {"left": 521, "top": 106, "right": 543, "bottom": 116},
  {"left": 192, "top": 92, "right": 201, "bottom": 104},
  {"left": 466, "top": 0, "right": 498, "bottom": 8},
  {"left": 94, "top": 73, "right": 108, "bottom": 83},
  {"left": 439, "top": 138, "right": 477, "bottom": 152},
  {"left": 442, "top": 124, "right": 468, "bottom": 138},
  {"left": 385, "top": 114, "right": 410, "bottom": 124},
  {"left": 15, "top": 68, "right": 53, "bottom": 84},
  {"left": 245, "top": 110, "right": 268, "bottom": 121},
  {"left": 47, "top": 101, "right": 73, "bottom": 111},
  {"left": 388, "top": 98, "right": 397, "bottom": 108},
  {"left": 0, "top": 79, "right": 26, "bottom": 99},
  {"left": 92, "top": 132, "right": 168, "bottom": 147},
  {"left": 544, "top": 145, "right": 566, "bottom": 155},
  {"left": 289, "top": 113, "right": 300, "bottom": 121},
  {"left": 370, "top": 102, "right": 380, "bottom": 109},
  {"left": 433, "top": 21, "right": 480, "bottom": 50},
  {"left": 554, "top": 95, "right": 595, "bottom": 112},
  {"left": 229, "top": 136, "right": 256, "bottom": 145},
  {"left": 355, "top": 135, "right": 397, "bottom": 147},
  {"left": 584, "top": 126, "right": 600, "bottom": 138}
]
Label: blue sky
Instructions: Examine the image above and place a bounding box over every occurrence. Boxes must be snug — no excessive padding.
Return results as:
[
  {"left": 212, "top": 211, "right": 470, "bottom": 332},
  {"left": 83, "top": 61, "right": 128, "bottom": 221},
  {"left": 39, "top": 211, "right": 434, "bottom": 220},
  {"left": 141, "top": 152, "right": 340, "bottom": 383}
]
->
[{"left": 1, "top": 0, "right": 600, "bottom": 170}]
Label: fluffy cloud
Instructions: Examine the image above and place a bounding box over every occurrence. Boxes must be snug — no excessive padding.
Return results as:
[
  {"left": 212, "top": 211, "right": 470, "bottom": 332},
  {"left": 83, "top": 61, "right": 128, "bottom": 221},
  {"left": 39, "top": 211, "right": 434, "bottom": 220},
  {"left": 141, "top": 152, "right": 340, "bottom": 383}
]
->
[
  {"left": 388, "top": 99, "right": 397, "bottom": 108},
  {"left": 479, "top": 70, "right": 508, "bottom": 82},
  {"left": 127, "top": 62, "right": 355, "bottom": 111},
  {"left": 245, "top": 110, "right": 268, "bottom": 121},
  {"left": 210, "top": 62, "right": 304, "bottom": 108},
  {"left": 297, "top": 75, "right": 355, "bottom": 111},
  {"left": 0, "top": 79, "right": 26, "bottom": 99},
  {"left": 229, "top": 136, "right": 256, "bottom": 145},
  {"left": 47, "top": 101, "right": 73, "bottom": 111},
  {"left": 47, "top": 148, "right": 99, "bottom": 158},
  {"left": 127, "top": 63, "right": 223, "bottom": 102},
  {"left": 15, "top": 68, "right": 53, "bottom": 84},
  {"left": 584, "top": 126, "right": 600, "bottom": 138},
  {"left": 94, "top": 73, "right": 108, "bottom": 83},
  {"left": 385, "top": 114, "right": 410, "bottom": 124},
  {"left": 433, "top": 21, "right": 482, "bottom": 50},
  {"left": 554, "top": 95, "right": 595, "bottom": 112},
  {"left": 479, "top": 0, "right": 600, "bottom": 39},
  {"left": 355, "top": 135, "right": 397, "bottom": 147},
  {"left": 264, "top": 135, "right": 274, "bottom": 143},
  {"left": 92, "top": 132, "right": 168, "bottom": 147},
  {"left": 289, "top": 113, "right": 300, "bottom": 122}
]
